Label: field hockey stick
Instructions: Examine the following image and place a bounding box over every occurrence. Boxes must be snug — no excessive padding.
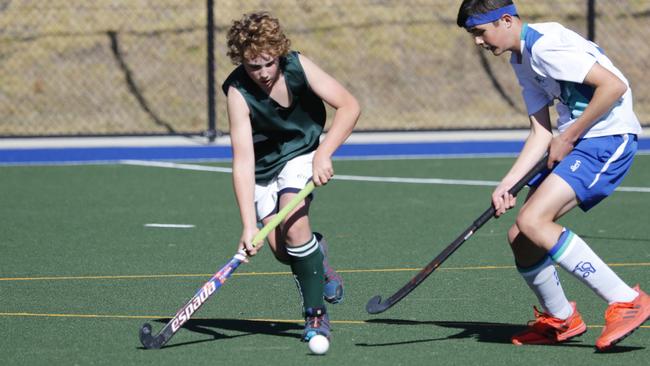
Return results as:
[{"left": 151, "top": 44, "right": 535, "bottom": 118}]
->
[
  {"left": 139, "top": 181, "right": 316, "bottom": 349},
  {"left": 366, "top": 155, "right": 549, "bottom": 314}
]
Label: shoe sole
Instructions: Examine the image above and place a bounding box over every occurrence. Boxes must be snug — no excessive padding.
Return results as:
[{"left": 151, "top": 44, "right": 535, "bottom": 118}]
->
[
  {"left": 324, "top": 287, "right": 344, "bottom": 304},
  {"left": 597, "top": 288, "right": 650, "bottom": 352},
  {"left": 512, "top": 324, "right": 587, "bottom": 345},
  {"left": 596, "top": 316, "right": 649, "bottom": 352},
  {"left": 558, "top": 323, "right": 588, "bottom": 342},
  {"left": 324, "top": 297, "right": 343, "bottom": 304}
]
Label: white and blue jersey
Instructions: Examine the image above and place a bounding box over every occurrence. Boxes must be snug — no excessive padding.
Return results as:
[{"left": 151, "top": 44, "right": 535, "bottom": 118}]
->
[
  {"left": 513, "top": 23, "right": 642, "bottom": 210},
  {"left": 511, "top": 22, "right": 641, "bottom": 138}
]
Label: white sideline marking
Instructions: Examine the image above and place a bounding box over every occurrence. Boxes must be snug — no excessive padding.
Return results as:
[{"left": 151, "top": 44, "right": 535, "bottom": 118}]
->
[
  {"left": 144, "top": 223, "right": 195, "bottom": 229},
  {"left": 121, "top": 159, "right": 233, "bottom": 173},
  {"left": 120, "top": 159, "right": 650, "bottom": 193},
  {"left": 616, "top": 186, "right": 650, "bottom": 193},
  {"left": 334, "top": 174, "right": 499, "bottom": 186}
]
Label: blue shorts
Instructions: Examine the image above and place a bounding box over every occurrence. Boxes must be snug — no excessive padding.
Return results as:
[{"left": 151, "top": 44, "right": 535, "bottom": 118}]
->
[{"left": 529, "top": 134, "right": 637, "bottom": 211}]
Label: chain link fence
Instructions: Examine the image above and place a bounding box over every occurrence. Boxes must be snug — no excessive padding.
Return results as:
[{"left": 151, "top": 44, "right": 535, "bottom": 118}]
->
[
  {"left": 0, "top": 0, "right": 207, "bottom": 136},
  {"left": 1, "top": 1, "right": 649, "bottom": 136}
]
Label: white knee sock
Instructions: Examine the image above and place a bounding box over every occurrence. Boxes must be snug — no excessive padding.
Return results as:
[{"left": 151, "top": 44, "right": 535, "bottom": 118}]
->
[
  {"left": 519, "top": 256, "right": 573, "bottom": 319},
  {"left": 550, "top": 228, "right": 638, "bottom": 304}
]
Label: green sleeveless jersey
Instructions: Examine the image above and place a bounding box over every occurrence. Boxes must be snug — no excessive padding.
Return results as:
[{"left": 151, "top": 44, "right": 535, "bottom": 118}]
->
[{"left": 222, "top": 51, "right": 326, "bottom": 183}]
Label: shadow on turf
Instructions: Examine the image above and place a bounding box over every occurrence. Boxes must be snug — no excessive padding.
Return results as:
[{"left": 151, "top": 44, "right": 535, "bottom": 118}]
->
[
  {"left": 138, "top": 318, "right": 302, "bottom": 349},
  {"left": 357, "top": 319, "right": 644, "bottom": 353}
]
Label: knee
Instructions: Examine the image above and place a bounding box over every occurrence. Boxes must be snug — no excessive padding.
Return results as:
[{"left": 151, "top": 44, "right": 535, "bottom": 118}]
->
[
  {"left": 282, "top": 221, "right": 311, "bottom": 246},
  {"left": 514, "top": 208, "right": 540, "bottom": 240},
  {"left": 282, "top": 224, "right": 300, "bottom": 245}
]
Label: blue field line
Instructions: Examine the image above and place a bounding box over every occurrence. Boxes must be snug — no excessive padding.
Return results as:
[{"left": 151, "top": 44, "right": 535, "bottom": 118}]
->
[
  {"left": 0, "top": 145, "right": 232, "bottom": 165},
  {"left": 1, "top": 138, "right": 649, "bottom": 165}
]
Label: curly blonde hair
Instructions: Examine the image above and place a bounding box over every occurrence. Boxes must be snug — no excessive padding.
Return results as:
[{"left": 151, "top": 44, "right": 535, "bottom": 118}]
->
[{"left": 226, "top": 11, "right": 291, "bottom": 65}]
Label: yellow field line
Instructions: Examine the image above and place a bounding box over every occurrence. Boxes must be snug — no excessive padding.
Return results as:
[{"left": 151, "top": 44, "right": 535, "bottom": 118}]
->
[
  {"left": 0, "top": 273, "right": 221, "bottom": 281},
  {"left": 0, "top": 312, "right": 648, "bottom": 329},
  {"left": 0, "top": 312, "right": 363, "bottom": 324},
  {"left": 2, "top": 262, "right": 649, "bottom": 282}
]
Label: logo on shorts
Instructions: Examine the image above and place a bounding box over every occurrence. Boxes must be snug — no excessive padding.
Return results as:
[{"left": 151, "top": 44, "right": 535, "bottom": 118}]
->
[
  {"left": 572, "top": 261, "right": 596, "bottom": 278},
  {"left": 570, "top": 160, "right": 581, "bottom": 172}
]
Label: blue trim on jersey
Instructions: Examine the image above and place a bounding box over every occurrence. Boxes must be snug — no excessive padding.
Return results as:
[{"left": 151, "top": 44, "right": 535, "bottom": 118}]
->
[
  {"left": 522, "top": 24, "right": 598, "bottom": 119},
  {"left": 521, "top": 23, "right": 544, "bottom": 55},
  {"left": 574, "top": 83, "right": 595, "bottom": 100},
  {"left": 559, "top": 81, "right": 595, "bottom": 118}
]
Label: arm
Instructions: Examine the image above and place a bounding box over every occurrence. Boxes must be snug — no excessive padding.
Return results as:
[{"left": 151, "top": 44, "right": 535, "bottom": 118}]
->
[
  {"left": 492, "top": 106, "right": 553, "bottom": 216},
  {"left": 226, "top": 86, "right": 260, "bottom": 257},
  {"left": 299, "top": 54, "right": 361, "bottom": 186},
  {"left": 548, "top": 63, "right": 628, "bottom": 165}
]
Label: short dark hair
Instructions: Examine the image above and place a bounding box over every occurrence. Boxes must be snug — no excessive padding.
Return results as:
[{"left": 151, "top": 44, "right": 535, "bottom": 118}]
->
[{"left": 456, "top": 0, "right": 514, "bottom": 28}]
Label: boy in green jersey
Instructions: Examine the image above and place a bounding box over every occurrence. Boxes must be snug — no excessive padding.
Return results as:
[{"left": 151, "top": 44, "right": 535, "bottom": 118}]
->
[{"left": 223, "top": 11, "right": 360, "bottom": 341}]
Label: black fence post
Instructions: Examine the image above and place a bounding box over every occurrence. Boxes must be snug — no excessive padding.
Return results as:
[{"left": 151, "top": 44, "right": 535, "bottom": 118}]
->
[
  {"left": 205, "top": 0, "right": 218, "bottom": 142},
  {"left": 587, "top": 0, "right": 596, "bottom": 41}
]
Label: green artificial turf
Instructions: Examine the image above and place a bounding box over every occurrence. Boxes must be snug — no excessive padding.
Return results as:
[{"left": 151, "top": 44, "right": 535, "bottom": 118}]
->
[{"left": 1, "top": 155, "right": 649, "bottom": 365}]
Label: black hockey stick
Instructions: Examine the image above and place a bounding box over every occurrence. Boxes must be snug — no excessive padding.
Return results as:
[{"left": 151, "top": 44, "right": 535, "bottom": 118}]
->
[
  {"left": 139, "top": 181, "right": 316, "bottom": 349},
  {"left": 366, "top": 155, "right": 549, "bottom": 314}
]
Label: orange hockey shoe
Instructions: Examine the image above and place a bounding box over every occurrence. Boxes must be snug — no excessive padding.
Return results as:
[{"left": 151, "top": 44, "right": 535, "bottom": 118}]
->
[
  {"left": 512, "top": 302, "right": 587, "bottom": 345},
  {"left": 596, "top": 285, "right": 650, "bottom": 351}
]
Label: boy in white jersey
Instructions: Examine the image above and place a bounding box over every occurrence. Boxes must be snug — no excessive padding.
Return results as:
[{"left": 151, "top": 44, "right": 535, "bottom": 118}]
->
[{"left": 457, "top": 0, "right": 648, "bottom": 351}]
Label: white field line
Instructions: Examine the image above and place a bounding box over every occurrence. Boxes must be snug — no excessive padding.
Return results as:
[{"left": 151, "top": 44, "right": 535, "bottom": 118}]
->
[
  {"left": 334, "top": 174, "right": 499, "bottom": 186},
  {"left": 144, "top": 223, "right": 195, "bottom": 228},
  {"left": 121, "top": 159, "right": 233, "bottom": 173},
  {"left": 119, "top": 159, "right": 650, "bottom": 193}
]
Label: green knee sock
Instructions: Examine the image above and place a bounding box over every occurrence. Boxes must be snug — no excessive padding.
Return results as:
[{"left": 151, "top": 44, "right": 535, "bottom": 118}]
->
[{"left": 287, "top": 235, "right": 325, "bottom": 311}]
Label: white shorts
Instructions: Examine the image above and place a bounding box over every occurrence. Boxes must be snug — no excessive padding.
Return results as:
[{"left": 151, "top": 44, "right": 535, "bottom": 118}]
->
[{"left": 255, "top": 152, "right": 314, "bottom": 221}]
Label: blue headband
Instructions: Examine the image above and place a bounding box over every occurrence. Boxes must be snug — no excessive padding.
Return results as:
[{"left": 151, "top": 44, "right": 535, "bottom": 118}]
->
[{"left": 464, "top": 4, "right": 518, "bottom": 28}]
